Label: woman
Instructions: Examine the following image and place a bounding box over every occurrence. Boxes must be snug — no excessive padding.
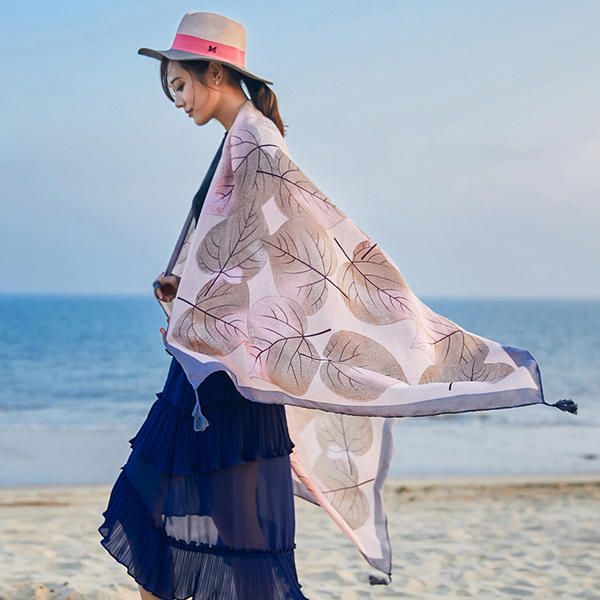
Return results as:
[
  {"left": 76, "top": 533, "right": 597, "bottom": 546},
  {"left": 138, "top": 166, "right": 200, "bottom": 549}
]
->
[
  {"left": 99, "top": 9, "right": 577, "bottom": 600},
  {"left": 98, "top": 12, "right": 309, "bottom": 600}
]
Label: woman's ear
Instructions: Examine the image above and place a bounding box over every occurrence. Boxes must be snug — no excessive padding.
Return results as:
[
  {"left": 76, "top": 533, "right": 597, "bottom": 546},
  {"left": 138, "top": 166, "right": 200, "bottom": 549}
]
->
[{"left": 207, "top": 61, "right": 224, "bottom": 84}]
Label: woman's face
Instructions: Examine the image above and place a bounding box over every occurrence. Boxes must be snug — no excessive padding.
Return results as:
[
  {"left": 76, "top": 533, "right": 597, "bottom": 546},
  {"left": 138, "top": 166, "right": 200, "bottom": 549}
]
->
[{"left": 166, "top": 60, "right": 219, "bottom": 126}]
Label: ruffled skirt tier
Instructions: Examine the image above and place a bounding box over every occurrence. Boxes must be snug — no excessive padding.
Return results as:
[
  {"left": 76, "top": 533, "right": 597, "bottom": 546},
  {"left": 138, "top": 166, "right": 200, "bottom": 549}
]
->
[{"left": 98, "top": 357, "right": 308, "bottom": 600}]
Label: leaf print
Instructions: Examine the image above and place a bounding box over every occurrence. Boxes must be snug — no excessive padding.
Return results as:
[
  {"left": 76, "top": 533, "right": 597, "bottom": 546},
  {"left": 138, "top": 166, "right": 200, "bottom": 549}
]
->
[
  {"left": 418, "top": 301, "right": 462, "bottom": 338},
  {"left": 229, "top": 128, "right": 279, "bottom": 208},
  {"left": 403, "top": 300, "right": 460, "bottom": 359},
  {"left": 203, "top": 139, "right": 235, "bottom": 216},
  {"left": 269, "top": 150, "right": 346, "bottom": 229},
  {"left": 418, "top": 329, "right": 515, "bottom": 386},
  {"left": 320, "top": 331, "right": 407, "bottom": 401},
  {"left": 263, "top": 216, "right": 343, "bottom": 315},
  {"left": 411, "top": 301, "right": 477, "bottom": 359},
  {"left": 337, "top": 239, "right": 416, "bottom": 325},
  {"left": 196, "top": 201, "right": 268, "bottom": 291},
  {"left": 171, "top": 278, "right": 248, "bottom": 356},
  {"left": 315, "top": 413, "right": 374, "bottom": 478},
  {"left": 170, "top": 218, "right": 195, "bottom": 278},
  {"left": 248, "top": 297, "right": 328, "bottom": 396},
  {"left": 314, "top": 453, "right": 372, "bottom": 530},
  {"left": 284, "top": 405, "right": 316, "bottom": 433},
  {"left": 203, "top": 176, "right": 234, "bottom": 217}
]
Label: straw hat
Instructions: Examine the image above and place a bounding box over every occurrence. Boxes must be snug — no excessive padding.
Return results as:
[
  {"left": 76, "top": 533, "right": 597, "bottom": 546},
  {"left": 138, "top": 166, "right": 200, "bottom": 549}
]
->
[{"left": 137, "top": 11, "right": 273, "bottom": 85}]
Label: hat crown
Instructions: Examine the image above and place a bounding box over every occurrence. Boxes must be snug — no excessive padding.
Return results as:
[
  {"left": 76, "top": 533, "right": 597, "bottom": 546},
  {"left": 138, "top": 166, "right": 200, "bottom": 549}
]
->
[{"left": 177, "top": 12, "right": 247, "bottom": 53}]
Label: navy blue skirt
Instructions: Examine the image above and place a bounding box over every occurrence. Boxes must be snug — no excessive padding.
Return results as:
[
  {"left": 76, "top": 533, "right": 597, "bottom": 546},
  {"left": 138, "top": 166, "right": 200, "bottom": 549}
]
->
[{"left": 98, "top": 356, "right": 309, "bottom": 600}]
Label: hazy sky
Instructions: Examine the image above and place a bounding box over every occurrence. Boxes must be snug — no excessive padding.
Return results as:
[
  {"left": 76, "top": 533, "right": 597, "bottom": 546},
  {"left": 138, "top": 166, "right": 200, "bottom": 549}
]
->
[{"left": 2, "top": 1, "right": 599, "bottom": 298}]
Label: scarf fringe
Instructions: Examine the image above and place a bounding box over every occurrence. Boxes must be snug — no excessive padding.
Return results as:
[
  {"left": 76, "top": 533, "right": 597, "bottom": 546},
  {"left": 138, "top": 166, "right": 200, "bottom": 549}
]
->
[
  {"left": 545, "top": 398, "right": 578, "bottom": 414},
  {"left": 192, "top": 387, "right": 210, "bottom": 431},
  {"left": 369, "top": 574, "right": 392, "bottom": 585}
]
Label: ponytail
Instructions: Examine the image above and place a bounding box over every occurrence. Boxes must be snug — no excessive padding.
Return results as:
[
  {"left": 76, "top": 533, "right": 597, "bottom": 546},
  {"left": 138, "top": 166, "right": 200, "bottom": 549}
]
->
[{"left": 241, "top": 76, "right": 287, "bottom": 137}]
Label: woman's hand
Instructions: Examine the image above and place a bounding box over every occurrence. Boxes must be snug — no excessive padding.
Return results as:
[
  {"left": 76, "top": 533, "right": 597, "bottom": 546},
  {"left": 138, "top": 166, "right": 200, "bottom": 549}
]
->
[
  {"left": 154, "top": 273, "right": 177, "bottom": 349},
  {"left": 153, "top": 272, "right": 181, "bottom": 303}
]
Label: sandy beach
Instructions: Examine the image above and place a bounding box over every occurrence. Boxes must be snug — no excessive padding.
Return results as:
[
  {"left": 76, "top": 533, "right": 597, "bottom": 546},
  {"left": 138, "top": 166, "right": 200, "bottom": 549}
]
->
[{"left": 1, "top": 474, "right": 599, "bottom": 599}]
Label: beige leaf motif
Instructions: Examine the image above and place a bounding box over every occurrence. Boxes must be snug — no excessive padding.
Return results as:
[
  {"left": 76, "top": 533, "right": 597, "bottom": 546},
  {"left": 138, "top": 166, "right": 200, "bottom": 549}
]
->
[
  {"left": 337, "top": 240, "right": 416, "bottom": 325},
  {"left": 315, "top": 413, "right": 374, "bottom": 474},
  {"left": 419, "top": 329, "right": 515, "bottom": 385},
  {"left": 171, "top": 278, "right": 248, "bottom": 356},
  {"left": 409, "top": 299, "right": 460, "bottom": 358},
  {"left": 321, "top": 331, "right": 407, "bottom": 401},
  {"left": 271, "top": 150, "right": 346, "bottom": 229},
  {"left": 284, "top": 405, "right": 315, "bottom": 433},
  {"left": 314, "top": 453, "right": 371, "bottom": 530},
  {"left": 264, "top": 217, "right": 339, "bottom": 315},
  {"left": 248, "top": 297, "right": 325, "bottom": 396},
  {"left": 196, "top": 201, "right": 268, "bottom": 288},
  {"left": 203, "top": 140, "right": 235, "bottom": 216},
  {"left": 171, "top": 218, "right": 195, "bottom": 278},
  {"left": 229, "top": 127, "right": 279, "bottom": 209}
]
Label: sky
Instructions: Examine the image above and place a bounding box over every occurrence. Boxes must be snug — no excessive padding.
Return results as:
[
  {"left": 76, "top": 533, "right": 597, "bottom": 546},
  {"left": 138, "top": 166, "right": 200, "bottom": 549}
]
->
[{"left": 1, "top": 0, "right": 599, "bottom": 298}]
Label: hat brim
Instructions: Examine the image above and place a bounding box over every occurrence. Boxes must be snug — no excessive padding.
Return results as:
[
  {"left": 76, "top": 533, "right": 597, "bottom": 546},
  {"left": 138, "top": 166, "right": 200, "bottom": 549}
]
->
[{"left": 137, "top": 47, "right": 273, "bottom": 85}]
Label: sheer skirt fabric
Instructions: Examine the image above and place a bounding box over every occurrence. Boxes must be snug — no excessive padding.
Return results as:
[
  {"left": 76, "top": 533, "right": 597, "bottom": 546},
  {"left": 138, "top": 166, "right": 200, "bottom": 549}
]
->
[{"left": 98, "top": 357, "right": 308, "bottom": 600}]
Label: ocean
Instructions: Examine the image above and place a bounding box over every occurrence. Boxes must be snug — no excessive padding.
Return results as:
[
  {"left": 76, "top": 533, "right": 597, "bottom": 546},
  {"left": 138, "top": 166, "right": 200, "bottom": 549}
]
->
[{"left": 1, "top": 294, "right": 598, "bottom": 486}]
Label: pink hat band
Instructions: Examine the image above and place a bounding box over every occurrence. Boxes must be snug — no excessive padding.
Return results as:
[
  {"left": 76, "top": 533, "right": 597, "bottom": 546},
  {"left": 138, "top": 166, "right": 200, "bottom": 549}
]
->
[{"left": 171, "top": 33, "right": 246, "bottom": 68}]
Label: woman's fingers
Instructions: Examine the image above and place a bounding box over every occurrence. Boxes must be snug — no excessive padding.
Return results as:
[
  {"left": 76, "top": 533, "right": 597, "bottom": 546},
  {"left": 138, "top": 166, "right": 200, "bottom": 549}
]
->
[{"left": 153, "top": 274, "right": 181, "bottom": 303}]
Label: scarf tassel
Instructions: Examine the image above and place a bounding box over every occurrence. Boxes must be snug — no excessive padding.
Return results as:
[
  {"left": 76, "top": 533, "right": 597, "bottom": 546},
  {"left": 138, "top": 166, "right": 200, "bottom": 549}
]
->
[
  {"left": 192, "top": 387, "right": 210, "bottom": 432},
  {"left": 369, "top": 574, "right": 391, "bottom": 585},
  {"left": 545, "top": 398, "right": 578, "bottom": 414}
]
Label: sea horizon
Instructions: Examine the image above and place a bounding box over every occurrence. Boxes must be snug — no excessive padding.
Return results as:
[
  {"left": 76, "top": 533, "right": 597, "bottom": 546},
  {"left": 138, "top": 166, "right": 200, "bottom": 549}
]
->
[{"left": 1, "top": 295, "right": 598, "bottom": 486}]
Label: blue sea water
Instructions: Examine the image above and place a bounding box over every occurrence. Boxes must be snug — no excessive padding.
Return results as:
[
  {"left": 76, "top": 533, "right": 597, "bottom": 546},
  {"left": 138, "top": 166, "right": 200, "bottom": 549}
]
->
[{"left": 0, "top": 294, "right": 598, "bottom": 485}]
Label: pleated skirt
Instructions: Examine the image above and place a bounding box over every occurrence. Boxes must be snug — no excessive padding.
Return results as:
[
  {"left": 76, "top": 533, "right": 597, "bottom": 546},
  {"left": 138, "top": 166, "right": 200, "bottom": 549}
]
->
[{"left": 98, "top": 356, "right": 309, "bottom": 600}]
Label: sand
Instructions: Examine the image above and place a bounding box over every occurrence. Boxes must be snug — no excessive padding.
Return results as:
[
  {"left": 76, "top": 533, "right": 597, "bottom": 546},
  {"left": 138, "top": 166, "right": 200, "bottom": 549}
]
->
[{"left": 0, "top": 475, "right": 599, "bottom": 599}]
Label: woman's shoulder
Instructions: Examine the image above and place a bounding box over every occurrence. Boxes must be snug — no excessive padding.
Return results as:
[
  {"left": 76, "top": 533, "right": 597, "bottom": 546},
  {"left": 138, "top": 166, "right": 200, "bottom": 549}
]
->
[{"left": 236, "top": 101, "right": 290, "bottom": 154}]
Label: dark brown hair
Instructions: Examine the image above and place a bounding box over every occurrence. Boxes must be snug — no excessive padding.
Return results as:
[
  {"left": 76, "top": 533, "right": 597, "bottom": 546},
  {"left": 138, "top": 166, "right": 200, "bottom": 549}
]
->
[{"left": 159, "top": 58, "right": 286, "bottom": 137}]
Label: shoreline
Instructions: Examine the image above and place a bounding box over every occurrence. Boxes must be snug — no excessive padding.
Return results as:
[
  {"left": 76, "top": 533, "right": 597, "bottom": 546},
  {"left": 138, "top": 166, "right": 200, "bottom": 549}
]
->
[
  {"left": 2, "top": 471, "right": 600, "bottom": 493},
  {"left": 3, "top": 417, "right": 599, "bottom": 487}
]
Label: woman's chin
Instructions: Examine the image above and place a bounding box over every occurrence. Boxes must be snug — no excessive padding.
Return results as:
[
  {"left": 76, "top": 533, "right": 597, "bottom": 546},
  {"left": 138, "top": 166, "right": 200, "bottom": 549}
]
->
[{"left": 192, "top": 114, "right": 209, "bottom": 126}]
